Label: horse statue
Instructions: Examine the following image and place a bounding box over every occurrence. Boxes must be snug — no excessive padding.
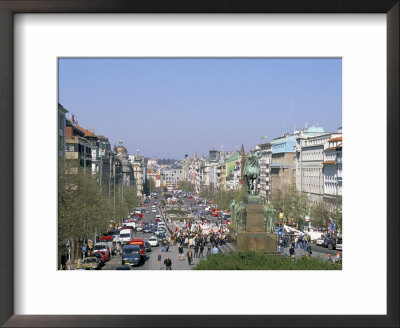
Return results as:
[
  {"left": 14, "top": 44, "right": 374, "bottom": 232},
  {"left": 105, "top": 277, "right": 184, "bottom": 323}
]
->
[{"left": 243, "top": 150, "right": 261, "bottom": 195}]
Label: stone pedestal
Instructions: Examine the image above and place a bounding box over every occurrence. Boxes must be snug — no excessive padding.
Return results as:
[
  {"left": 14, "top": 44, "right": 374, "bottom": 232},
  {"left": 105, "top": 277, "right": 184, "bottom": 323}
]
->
[{"left": 236, "top": 204, "right": 278, "bottom": 253}]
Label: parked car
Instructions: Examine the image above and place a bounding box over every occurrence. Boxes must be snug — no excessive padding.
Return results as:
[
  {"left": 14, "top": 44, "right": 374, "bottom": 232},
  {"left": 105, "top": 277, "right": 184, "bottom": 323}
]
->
[
  {"left": 157, "top": 231, "right": 166, "bottom": 240},
  {"left": 77, "top": 257, "right": 100, "bottom": 270},
  {"left": 92, "top": 252, "right": 105, "bottom": 267},
  {"left": 147, "top": 236, "right": 159, "bottom": 247},
  {"left": 155, "top": 228, "right": 166, "bottom": 236},
  {"left": 95, "top": 250, "right": 109, "bottom": 262},
  {"left": 143, "top": 226, "right": 152, "bottom": 233},
  {"left": 335, "top": 237, "right": 343, "bottom": 251},
  {"left": 316, "top": 237, "right": 325, "bottom": 246},
  {"left": 323, "top": 235, "right": 341, "bottom": 250},
  {"left": 116, "top": 265, "right": 131, "bottom": 270},
  {"left": 144, "top": 241, "right": 152, "bottom": 252}
]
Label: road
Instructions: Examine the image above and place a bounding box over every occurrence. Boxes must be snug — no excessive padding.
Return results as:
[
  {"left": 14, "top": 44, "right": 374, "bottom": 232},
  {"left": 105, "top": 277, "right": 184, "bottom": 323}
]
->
[
  {"left": 101, "top": 193, "right": 341, "bottom": 269},
  {"left": 102, "top": 202, "right": 212, "bottom": 270}
]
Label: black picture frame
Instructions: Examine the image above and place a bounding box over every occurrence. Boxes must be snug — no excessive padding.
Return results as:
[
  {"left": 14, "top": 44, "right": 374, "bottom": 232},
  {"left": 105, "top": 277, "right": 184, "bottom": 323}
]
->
[{"left": 0, "top": 1, "right": 398, "bottom": 327}]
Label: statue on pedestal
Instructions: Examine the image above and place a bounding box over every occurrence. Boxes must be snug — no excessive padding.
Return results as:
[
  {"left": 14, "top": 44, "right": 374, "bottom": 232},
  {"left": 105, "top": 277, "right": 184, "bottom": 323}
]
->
[{"left": 243, "top": 150, "right": 261, "bottom": 195}]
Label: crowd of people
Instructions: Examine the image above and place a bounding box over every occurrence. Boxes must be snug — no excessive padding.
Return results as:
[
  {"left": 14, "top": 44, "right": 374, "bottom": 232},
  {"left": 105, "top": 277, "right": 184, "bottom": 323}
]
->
[{"left": 156, "top": 229, "right": 227, "bottom": 269}]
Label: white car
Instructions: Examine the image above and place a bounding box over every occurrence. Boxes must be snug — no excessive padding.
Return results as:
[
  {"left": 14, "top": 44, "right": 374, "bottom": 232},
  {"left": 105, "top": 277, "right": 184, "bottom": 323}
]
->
[
  {"left": 136, "top": 226, "right": 143, "bottom": 232},
  {"left": 147, "top": 236, "right": 159, "bottom": 247},
  {"left": 152, "top": 209, "right": 157, "bottom": 213},
  {"left": 316, "top": 237, "right": 324, "bottom": 246},
  {"left": 155, "top": 228, "right": 166, "bottom": 235}
]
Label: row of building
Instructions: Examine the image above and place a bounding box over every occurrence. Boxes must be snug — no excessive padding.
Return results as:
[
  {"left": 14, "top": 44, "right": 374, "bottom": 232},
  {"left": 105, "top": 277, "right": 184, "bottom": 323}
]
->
[
  {"left": 152, "top": 125, "right": 342, "bottom": 208},
  {"left": 58, "top": 104, "right": 145, "bottom": 196}
]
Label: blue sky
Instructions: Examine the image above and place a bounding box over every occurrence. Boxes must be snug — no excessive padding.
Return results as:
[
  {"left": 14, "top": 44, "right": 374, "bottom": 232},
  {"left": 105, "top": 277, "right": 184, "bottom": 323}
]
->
[{"left": 58, "top": 58, "right": 342, "bottom": 159}]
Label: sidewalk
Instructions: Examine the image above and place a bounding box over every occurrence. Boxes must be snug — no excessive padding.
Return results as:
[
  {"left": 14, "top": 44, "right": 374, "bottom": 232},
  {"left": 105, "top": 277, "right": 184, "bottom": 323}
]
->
[
  {"left": 148, "top": 242, "right": 210, "bottom": 270},
  {"left": 282, "top": 245, "right": 327, "bottom": 260}
]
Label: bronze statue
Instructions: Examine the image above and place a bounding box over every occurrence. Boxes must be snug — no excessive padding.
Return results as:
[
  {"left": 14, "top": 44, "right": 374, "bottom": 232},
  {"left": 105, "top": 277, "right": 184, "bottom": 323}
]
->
[
  {"left": 235, "top": 201, "right": 247, "bottom": 233},
  {"left": 230, "top": 199, "right": 237, "bottom": 229},
  {"left": 243, "top": 150, "right": 261, "bottom": 195},
  {"left": 263, "top": 203, "right": 277, "bottom": 233}
]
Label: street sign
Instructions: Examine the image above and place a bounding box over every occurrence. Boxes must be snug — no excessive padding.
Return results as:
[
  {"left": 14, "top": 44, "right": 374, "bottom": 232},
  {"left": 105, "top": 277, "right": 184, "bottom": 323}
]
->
[{"left": 279, "top": 212, "right": 284, "bottom": 219}]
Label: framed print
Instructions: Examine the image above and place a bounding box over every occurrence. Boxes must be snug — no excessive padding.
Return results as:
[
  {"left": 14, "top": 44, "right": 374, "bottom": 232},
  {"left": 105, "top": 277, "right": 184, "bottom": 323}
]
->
[{"left": 0, "top": 1, "right": 398, "bottom": 327}]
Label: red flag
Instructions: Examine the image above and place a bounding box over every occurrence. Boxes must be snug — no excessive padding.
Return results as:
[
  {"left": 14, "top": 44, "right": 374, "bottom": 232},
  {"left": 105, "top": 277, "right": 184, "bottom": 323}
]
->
[{"left": 174, "top": 227, "right": 178, "bottom": 232}]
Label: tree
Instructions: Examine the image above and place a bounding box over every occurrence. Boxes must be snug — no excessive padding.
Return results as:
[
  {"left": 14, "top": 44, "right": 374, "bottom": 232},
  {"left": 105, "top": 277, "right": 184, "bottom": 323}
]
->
[
  {"left": 270, "top": 185, "right": 308, "bottom": 226},
  {"left": 143, "top": 178, "right": 156, "bottom": 195},
  {"left": 178, "top": 181, "right": 194, "bottom": 193},
  {"left": 199, "top": 185, "right": 244, "bottom": 211},
  {"left": 311, "top": 202, "right": 330, "bottom": 228},
  {"left": 58, "top": 160, "right": 140, "bottom": 266},
  {"left": 162, "top": 186, "right": 168, "bottom": 193},
  {"left": 329, "top": 195, "right": 342, "bottom": 232}
]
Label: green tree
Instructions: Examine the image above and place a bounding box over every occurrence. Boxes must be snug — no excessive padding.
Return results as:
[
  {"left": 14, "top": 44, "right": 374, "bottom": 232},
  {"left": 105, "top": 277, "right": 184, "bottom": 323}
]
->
[
  {"left": 58, "top": 160, "right": 140, "bottom": 266},
  {"left": 199, "top": 185, "right": 244, "bottom": 211},
  {"left": 178, "top": 181, "right": 194, "bottom": 193},
  {"left": 329, "top": 195, "right": 342, "bottom": 232},
  {"left": 270, "top": 185, "right": 309, "bottom": 226},
  {"left": 143, "top": 178, "right": 156, "bottom": 196},
  {"left": 311, "top": 202, "right": 330, "bottom": 228}
]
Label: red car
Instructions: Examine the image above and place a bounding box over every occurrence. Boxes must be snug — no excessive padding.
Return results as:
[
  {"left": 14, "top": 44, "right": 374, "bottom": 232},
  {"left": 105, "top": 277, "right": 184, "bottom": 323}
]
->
[
  {"left": 213, "top": 212, "right": 219, "bottom": 217},
  {"left": 95, "top": 251, "right": 109, "bottom": 262},
  {"left": 188, "top": 196, "right": 193, "bottom": 199}
]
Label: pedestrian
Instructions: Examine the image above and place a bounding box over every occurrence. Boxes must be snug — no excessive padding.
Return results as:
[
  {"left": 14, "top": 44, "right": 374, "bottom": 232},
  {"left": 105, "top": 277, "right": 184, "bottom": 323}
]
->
[
  {"left": 302, "top": 238, "right": 307, "bottom": 250},
  {"left": 279, "top": 244, "right": 284, "bottom": 255},
  {"left": 327, "top": 252, "right": 333, "bottom": 264},
  {"left": 187, "top": 249, "right": 193, "bottom": 265},
  {"left": 212, "top": 245, "right": 219, "bottom": 255},
  {"left": 334, "top": 251, "right": 341, "bottom": 264},
  {"left": 157, "top": 253, "right": 162, "bottom": 270},
  {"left": 194, "top": 244, "right": 199, "bottom": 258},
  {"left": 178, "top": 245, "right": 184, "bottom": 261},
  {"left": 306, "top": 242, "right": 312, "bottom": 258},
  {"left": 164, "top": 256, "right": 172, "bottom": 270},
  {"left": 207, "top": 243, "right": 212, "bottom": 255},
  {"left": 199, "top": 243, "right": 204, "bottom": 258},
  {"left": 289, "top": 245, "right": 295, "bottom": 261}
]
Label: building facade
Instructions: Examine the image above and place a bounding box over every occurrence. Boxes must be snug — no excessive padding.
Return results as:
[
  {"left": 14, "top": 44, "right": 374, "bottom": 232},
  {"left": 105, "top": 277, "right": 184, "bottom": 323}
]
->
[
  {"left": 269, "top": 134, "right": 297, "bottom": 201},
  {"left": 259, "top": 142, "right": 272, "bottom": 201},
  {"left": 161, "top": 164, "right": 183, "bottom": 188},
  {"left": 58, "top": 104, "right": 68, "bottom": 158},
  {"left": 131, "top": 149, "right": 144, "bottom": 196},
  {"left": 323, "top": 136, "right": 343, "bottom": 208},
  {"left": 65, "top": 119, "right": 92, "bottom": 172}
]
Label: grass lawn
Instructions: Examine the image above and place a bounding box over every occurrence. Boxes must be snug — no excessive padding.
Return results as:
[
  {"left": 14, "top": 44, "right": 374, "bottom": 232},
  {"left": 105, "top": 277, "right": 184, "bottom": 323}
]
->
[
  {"left": 167, "top": 209, "right": 187, "bottom": 215},
  {"left": 194, "top": 251, "right": 342, "bottom": 270}
]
